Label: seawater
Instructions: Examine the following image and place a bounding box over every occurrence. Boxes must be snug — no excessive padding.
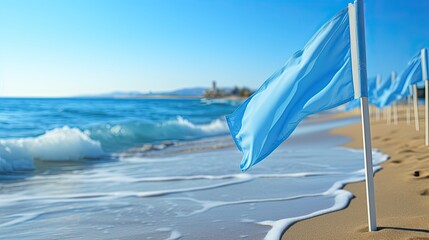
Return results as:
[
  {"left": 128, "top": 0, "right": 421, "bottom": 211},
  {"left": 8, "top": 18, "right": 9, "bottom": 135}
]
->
[{"left": 0, "top": 98, "right": 387, "bottom": 239}]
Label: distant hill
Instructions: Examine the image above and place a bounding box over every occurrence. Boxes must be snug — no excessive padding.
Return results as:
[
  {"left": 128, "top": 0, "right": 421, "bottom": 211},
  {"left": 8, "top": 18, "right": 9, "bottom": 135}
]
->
[{"left": 155, "top": 87, "right": 207, "bottom": 96}]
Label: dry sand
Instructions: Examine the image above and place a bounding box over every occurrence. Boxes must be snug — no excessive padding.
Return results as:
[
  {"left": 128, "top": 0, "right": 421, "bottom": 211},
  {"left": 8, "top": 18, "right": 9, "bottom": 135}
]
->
[{"left": 282, "top": 105, "right": 429, "bottom": 240}]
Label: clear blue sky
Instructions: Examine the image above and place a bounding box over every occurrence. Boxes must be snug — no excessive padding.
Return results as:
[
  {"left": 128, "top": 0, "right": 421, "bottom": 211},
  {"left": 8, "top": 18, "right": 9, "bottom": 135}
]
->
[{"left": 1, "top": 0, "right": 428, "bottom": 97}]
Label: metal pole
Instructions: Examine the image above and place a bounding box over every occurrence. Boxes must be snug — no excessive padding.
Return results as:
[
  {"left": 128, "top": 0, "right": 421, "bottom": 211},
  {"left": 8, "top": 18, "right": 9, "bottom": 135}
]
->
[
  {"left": 413, "top": 84, "right": 420, "bottom": 131},
  {"left": 360, "top": 97, "right": 376, "bottom": 230},
  {"left": 375, "top": 75, "right": 381, "bottom": 121},
  {"left": 387, "top": 106, "right": 391, "bottom": 125},
  {"left": 393, "top": 103, "right": 398, "bottom": 125},
  {"left": 348, "top": 0, "right": 377, "bottom": 232},
  {"left": 375, "top": 107, "right": 380, "bottom": 121},
  {"left": 407, "top": 86, "right": 411, "bottom": 125},
  {"left": 390, "top": 72, "right": 398, "bottom": 125},
  {"left": 422, "top": 48, "right": 429, "bottom": 145}
]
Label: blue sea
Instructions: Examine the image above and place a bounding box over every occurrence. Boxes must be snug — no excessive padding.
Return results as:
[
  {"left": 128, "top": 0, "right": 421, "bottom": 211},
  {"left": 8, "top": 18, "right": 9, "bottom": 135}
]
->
[{"left": 0, "top": 98, "right": 387, "bottom": 239}]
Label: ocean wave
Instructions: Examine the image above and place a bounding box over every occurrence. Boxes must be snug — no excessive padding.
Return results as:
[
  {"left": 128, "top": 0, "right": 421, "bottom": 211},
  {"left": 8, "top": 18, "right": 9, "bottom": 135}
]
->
[
  {"left": 0, "top": 127, "right": 105, "bottom": 172},
  {"left": 0, "top": 117, "right": 229, "bottom": 172},
  {"left": 86, "top": 116, "right": 229, "bottom": 151}
]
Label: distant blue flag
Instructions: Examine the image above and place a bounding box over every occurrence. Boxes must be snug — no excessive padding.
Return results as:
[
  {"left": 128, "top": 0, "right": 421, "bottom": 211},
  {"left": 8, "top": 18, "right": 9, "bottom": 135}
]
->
[
  {"left": 376, "top": 53, "right": 422, "bottom": 108},
  {"left": 346, "top": 76, "right": 376, "bottom": 111},
  {"left": 375, "top": 77, "right": 391, "bottom": 99},
  {"left": 226, "top": 8, "right": 355, "bottom": 171},
  {"left": 398, "top": 53, "right": 423, "bottom": 95},
  {"left": 370, "top": 76, "right": 391, "bottom": 108},
  {"left": 367, "top": 76, "right": 378, "bottom": 99}
]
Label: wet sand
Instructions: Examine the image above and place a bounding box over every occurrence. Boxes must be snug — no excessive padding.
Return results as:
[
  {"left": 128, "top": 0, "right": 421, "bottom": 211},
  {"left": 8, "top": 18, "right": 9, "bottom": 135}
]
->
[{"left": 282, "top": 105, "right": 429, "bottom": 240}]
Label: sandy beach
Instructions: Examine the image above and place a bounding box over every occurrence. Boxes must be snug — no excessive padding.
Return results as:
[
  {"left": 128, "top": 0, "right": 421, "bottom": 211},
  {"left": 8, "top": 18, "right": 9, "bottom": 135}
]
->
[{"left": 283, "top": 105, "right": 429, "bottom": 240}]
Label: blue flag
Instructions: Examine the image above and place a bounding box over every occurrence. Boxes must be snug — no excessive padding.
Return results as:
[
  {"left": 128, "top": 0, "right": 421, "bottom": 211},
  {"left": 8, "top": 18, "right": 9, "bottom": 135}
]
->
[
  {"left": 376, "top": 53, "right": 422, "bottom": 108},
  {"left": 345, "top": 76, "right": 376, "bottom": 111},
  {"left": 370, "top": 76, "right": 391, "bottom": 108},
  {"left": 396, "top": 53, "right": 423, "bottom": 95},
  {"left": 226, "top": 8, "right": 355, "bottom": 171},
  {"left": 367, "top": 76, "right": 379, "bottom": 99},
  {"left": 375, "top": 77, "right": 390, "bottom": 99}
]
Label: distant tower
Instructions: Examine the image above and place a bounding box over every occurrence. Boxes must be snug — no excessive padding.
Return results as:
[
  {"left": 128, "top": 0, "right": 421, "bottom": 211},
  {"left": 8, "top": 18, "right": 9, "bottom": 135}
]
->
[{"left": 212, "top": 81, "right": 217, "bottom": 91}]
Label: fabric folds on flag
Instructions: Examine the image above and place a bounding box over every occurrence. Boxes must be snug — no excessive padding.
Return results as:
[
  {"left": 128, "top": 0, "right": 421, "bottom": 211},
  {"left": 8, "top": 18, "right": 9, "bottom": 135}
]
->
[{"left": 226, "top": 8, "right": 355, "bottom": 171}]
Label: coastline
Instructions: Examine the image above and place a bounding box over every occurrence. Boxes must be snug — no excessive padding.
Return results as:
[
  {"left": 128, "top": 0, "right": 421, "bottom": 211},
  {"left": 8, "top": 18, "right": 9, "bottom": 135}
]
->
[{"left": 282, "top": 107, "right": 429, "bottom": 239}]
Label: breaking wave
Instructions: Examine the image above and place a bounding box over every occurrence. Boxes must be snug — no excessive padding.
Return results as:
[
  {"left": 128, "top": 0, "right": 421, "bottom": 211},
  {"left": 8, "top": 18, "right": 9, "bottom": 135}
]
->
[
  {"left": 0, "top": 117, "right": 228, "bottom": 172},
  {"left": 85, "top": 116, "right": 229, "bottom": 151},
  {"left": 0, "top": 127, "right": 105, "bottom": 172}
]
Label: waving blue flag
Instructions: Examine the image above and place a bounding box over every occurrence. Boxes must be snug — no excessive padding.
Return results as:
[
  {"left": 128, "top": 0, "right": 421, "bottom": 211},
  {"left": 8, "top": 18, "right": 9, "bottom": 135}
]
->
[
  {"left": 368, "top": 76, "right": 379, "bottom": 100},
  {"left": 370, "top": 76, "right": 391, "bottom": 108},
  {"left": 376, "top": 53, "right": 422, "bottom": 108},
  {"left": 346, "top": 76, "right": 376, "bottom": 111},
  {"left": 226, "top": 8, "right": 355, "bottom": 171},
  {"left": 375, "top": 77, "right": 391, "bottom": 99},
  {"left": 397, "top": 53, "right": 423, "bottom": 95}
]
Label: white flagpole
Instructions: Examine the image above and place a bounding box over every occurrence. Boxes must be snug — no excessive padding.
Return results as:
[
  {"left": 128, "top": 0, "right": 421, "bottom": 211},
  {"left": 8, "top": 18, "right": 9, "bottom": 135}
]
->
[
  {"left": 375, "top": 107, "right": 380, "bottom": 121},
  {"left": 387, "top": 106, "right": 391, "bottom": 125},
  {"left": 391, "top": 72, "right": 398, "bottom": 125},
  {"left": 393, "top": 103, "right": 398, "bottom": 125},
  {"left": 348, "top": 0, "right": 377, "bottom": 232},
  {"left": 422, "top": 48, "right": 429, "bottom": 145},
  {"left": 413, "top": 84, "right": 420, "bottom": 131},
  {"left": 407, "top": 94, "right": 411, "bottom": 125},
  {"left": 407, "top": 85, "right": 412, "bottom": 125},
  {"left": 375, "top": 75, "right": 381, "bottom": 121}
]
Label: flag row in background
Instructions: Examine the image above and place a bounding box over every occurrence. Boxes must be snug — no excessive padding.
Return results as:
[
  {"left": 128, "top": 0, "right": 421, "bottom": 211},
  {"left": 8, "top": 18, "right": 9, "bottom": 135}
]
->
[{"left": 346, "top": 48, "right": 429, "bottom": 139}]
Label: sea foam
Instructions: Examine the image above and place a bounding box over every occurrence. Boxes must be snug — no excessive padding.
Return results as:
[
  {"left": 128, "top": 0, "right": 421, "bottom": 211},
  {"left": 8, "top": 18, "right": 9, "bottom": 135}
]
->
[
  {"left": 0, "top": 126, "right": 105, "bottom": 172},
  {"left": 260, "top": 149, "right": 389, "bottom": 240}
]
